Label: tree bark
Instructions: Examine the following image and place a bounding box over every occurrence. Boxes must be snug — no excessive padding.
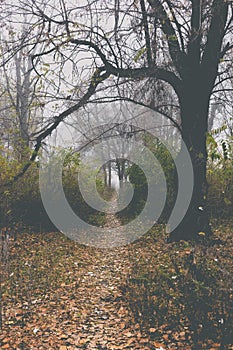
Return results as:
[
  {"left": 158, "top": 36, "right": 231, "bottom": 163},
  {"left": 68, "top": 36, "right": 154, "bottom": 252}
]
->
[{"left": 168, "top": 78, "right": 212, "bottom": 241}]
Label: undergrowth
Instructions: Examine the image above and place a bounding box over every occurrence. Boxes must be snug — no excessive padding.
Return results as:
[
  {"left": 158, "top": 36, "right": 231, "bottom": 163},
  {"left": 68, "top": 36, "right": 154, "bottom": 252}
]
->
[{"left": 125, "top": 223, "right": 233, "bottom": 349}]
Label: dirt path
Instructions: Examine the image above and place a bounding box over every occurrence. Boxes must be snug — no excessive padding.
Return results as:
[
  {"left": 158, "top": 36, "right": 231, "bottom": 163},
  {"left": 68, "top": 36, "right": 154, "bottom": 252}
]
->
[
  {"left": 74, "top": 249, "right": 144, "bottom": 349},
  {"left": 72, "top": 204, "right": 154, "bottom": 349},
  {"left": 1, "top": 198, "right": 160, "bottom": 349}
]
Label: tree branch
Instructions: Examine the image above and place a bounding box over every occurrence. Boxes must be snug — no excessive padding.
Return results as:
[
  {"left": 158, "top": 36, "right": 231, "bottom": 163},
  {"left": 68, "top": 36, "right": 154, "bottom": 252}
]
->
[
  {"left": 164, "top": 0, "right": 185, "bottom": 52},
  {"left": 70, "top": 38, "right": 182, "bottom": 94},
  {"left": 220, "top": 42, "right": 233, "bottom": 59},
  {"left": 140, "top": 0, "right": 153, "bottom": 66},
  {"left": 201, "top": 0, "right": 229, "bottom": 83},
  {"left": 1, "top": 67, "right": 110, "bottom": 188},
  {"left": 147, "top": 0, "right": 186, "bottom": 75},
  {"left": 187, "top": 0, "right": 202, "bottom": 65},
  {"left": 112, "top": 96, "right": 182, "bottom": 131}
]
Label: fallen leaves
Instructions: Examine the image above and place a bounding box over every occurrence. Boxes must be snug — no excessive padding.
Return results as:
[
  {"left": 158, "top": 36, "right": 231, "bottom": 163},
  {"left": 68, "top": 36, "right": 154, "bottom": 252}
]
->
[
  {"left": 1, "top": 222, "right": 232, "bottom": 349},
  {"left": 153, "top": 342, "right": 166, "bottom": 349},
  {"left": 1, "top": 231, "right": 159, "bottom": 349}
]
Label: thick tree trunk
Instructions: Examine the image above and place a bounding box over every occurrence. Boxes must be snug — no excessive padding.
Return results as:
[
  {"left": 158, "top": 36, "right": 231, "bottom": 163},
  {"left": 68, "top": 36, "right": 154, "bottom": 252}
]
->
[{"left": 168, "top": 86, "right": 212, "bottom": 241}]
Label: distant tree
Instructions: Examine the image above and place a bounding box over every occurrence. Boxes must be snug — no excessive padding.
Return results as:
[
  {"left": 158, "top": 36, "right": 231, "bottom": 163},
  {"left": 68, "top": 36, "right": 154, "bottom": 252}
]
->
[{"left": 0, "top": 25, "right": 44, "bottom": 160}]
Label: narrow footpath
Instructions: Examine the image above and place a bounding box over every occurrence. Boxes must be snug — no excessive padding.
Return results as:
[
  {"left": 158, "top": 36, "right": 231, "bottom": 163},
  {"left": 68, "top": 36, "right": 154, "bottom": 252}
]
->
[{"left": 72, "top": 199, "right": 155, "bottom": 349}]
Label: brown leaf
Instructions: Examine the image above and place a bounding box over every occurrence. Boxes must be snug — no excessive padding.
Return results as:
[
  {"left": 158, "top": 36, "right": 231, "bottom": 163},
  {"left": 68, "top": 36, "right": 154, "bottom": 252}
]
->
[
  {"left": 124, "top": 331, "right": 133, "bottom": 337},
  {"left": 125, "top": 338, "right": 135, "bottom": 347},
  {"left": 162, "top": 334, "right": 169, "bottom": 341},
  {"left": 149, "top": 327, "right": 156, "bottom": 333},
  {"left": 153, "top": 341, "right": 166, "bottom": 348},
  {"left": 60, "top": 334, "right": 68, "bottom": 339}
]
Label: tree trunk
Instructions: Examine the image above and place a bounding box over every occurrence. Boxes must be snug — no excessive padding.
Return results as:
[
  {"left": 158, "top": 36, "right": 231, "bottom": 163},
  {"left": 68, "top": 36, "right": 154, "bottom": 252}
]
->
[
  {"left": 108, "top": 161, "right": 112, "bottom": 187},
  {"left": 168, "top": 85, "right": 212, "bottom": 241},
  {"left": 15, "top": 53, "right": 30, "bottom": 160},
  {"left": 116, "top": 159, "right": 126, "bottom": 189},
  {"left": 103, "top": 163, "right": 107, "bottom": 186}
]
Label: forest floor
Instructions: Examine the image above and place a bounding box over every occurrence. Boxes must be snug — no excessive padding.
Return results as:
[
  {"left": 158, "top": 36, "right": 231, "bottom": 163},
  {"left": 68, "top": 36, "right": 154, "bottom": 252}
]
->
[{"left": 0, "top": 212, "right": 232, "bottom": 349}]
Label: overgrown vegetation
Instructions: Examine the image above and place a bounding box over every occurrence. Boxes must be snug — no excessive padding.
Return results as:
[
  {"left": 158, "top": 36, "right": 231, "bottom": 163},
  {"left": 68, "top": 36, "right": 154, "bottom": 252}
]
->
[
  {"left": 118, "top": 136, "right": 177, "bottom": 223},
  {"left": 118, "top": 131, "right": 233, "bottom": 226},
  {"left": 112, "top": 132, "right": 233, "bottom": 348},
  {"left": 0, "top": 148, "right": 107, "bottom": 232},
  {"left": 207, "top": 132, "right": 233, "bottom": 219}
]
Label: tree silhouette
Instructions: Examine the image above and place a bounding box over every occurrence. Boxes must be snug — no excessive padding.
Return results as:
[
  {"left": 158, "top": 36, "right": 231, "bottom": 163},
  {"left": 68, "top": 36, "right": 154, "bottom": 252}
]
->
[{"left": 1, "top": 0, "right": 232, "bottom": 240}]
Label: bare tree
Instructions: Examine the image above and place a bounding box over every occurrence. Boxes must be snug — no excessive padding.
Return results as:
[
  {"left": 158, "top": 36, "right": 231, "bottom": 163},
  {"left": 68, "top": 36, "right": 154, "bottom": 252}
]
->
[
  {"left": 0, "top": 25, "right": 44, "bottom": 159},
  {"left": 1, "top": 0, "right": 233, "bottom": 240}
]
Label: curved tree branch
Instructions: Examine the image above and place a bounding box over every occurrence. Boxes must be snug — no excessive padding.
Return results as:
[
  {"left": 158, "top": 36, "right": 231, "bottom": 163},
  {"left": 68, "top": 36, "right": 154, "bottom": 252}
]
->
[
  {"left": 1, "top": 67, "right": 110, "bottom": 189},
  {"left": 70, "top": 38, "right": 183, "bottom": 95}
]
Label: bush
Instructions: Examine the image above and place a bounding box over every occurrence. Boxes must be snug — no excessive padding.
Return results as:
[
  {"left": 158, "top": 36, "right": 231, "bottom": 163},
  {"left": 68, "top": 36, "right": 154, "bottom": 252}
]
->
[
  {"left": 118, "top": 137, "right": 177, "bottom": 223},
  {"left": 0, "top": 148, "right": 107, "bottom": 232},
  {"left": 118, "top": 132, "right": 233, "bottom": 225},
  {"left": 207, "top": 134, "right": 233, "bottom": 219}
]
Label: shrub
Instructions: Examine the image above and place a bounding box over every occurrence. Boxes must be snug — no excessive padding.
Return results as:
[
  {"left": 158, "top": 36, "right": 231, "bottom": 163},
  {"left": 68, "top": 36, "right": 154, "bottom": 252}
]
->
[
  {"left": 0, "top": 148, "right": 107, "bottom": 232},
  {"left": 118, "top": 136, "right": 177, "bottom": 223},
  {"left": 207, "top": 133, "right": 233, "bottom": 219}
]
